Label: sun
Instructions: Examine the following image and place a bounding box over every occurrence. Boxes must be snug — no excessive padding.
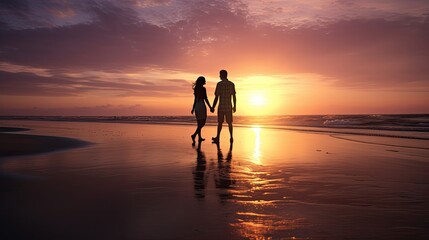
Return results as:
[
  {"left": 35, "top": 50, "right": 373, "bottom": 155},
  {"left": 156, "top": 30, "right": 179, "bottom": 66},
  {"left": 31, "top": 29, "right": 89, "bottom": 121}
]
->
[{"left": 250, "top": 95, "right": 266, "bottom": 106}]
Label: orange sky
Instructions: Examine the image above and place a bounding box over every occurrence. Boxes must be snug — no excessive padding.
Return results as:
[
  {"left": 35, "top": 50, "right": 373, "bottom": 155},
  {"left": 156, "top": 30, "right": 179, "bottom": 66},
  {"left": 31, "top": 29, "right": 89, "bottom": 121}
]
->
[{"left": 1, "top": 0, "right": 429, "bottom": 115}]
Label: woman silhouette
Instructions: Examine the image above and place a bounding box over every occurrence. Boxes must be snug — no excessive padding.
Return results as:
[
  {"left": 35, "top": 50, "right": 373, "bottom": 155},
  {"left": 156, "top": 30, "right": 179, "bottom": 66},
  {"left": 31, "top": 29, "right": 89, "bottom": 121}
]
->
[{"left": 191, "top": 76, "right": 212, "bottom": 144}]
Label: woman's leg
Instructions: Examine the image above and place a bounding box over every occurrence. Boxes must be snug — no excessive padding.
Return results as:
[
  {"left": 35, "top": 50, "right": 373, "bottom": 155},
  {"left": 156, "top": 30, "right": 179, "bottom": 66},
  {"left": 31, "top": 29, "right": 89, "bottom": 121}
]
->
[
  {"left": 192, "top": 126, "right": 199, "bottom": 137},
  {"left": 197, "top": 119, "right": 206, "bottom": 141},
  {"left": 192, "top": 121, "right": 200, "bottom": 143}
]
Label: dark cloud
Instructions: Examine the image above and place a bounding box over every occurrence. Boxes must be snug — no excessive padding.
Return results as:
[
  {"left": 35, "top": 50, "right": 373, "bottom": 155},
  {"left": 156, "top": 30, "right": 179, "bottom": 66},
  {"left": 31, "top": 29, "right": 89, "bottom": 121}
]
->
[
  {"left": 0, "top": 1, "right": 183, "bottom": 70},
  {"left": 0, "top": 0, "right": 30, "bottom": 14},
  {"left": 0, "top": 104, "right": 155, "bottom": 116},
  {"left": 0, "top": 0, "right": 30, "bottom": 29},
  {"left": 0, "top": 70, "right": 79, "bottom": 96},
  {"left": 88, "top": 1, "right": 139, "bottom": 26},
  {"left": 0, "top": 70, "right": 190, "bottom": 97},
  {"left": 0, "top": 21, "right": 182, "bottom": 69}
]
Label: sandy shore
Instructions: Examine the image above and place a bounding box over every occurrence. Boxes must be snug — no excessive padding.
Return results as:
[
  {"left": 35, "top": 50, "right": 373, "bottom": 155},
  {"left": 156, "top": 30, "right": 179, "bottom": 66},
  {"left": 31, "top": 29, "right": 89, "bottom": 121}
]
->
[{"left": 0, "top": 120, "right": 428, "bottom": 239}]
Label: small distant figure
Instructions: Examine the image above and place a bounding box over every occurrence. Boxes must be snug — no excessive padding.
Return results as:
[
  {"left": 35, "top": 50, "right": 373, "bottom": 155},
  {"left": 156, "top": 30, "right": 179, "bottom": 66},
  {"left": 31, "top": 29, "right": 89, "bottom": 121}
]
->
[
  {"left": 191, "top": 76, "right": 212, "bottom": 145},
  {"left": 211, "top": 69, "right": 236, "bottom": 143}
]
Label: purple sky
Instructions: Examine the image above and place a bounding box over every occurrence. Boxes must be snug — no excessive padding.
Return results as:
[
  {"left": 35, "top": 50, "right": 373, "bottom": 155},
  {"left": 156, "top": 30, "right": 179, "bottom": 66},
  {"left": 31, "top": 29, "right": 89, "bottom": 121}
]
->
[{"left": 1, "top": 0, "right": 429, "bottom": 115}]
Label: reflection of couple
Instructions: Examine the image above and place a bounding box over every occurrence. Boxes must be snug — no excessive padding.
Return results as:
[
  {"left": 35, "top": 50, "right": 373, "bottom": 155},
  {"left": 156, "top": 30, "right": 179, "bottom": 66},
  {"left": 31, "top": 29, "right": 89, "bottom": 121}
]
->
[
  {"left": 215, "top": 142, "right": 235, "bottom": 203},
  {"left": 193, "top": 143, "right": 207, "bottom": 199},
  {"left": 191, "top": 69, "right": 236, "bottom": 145},
  {"left": 193, "top": 141, "right": 234, "bottom": 200}
]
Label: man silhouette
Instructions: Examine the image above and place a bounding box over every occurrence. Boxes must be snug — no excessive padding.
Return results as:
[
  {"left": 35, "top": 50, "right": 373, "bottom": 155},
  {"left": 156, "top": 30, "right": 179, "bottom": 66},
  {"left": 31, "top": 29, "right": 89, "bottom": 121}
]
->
[{"left": 211, "top": 69, "right": 236, "bottom": 143}]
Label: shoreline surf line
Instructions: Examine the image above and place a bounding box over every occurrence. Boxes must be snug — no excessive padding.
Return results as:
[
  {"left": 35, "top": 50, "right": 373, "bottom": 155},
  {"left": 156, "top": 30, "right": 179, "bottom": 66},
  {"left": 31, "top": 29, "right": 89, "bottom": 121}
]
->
[
  {"left": 329, "top": 134, "right": 429, "bottom": 150},
  {"left": 251, "top": 125, "right": 429, "bottom": 141}
]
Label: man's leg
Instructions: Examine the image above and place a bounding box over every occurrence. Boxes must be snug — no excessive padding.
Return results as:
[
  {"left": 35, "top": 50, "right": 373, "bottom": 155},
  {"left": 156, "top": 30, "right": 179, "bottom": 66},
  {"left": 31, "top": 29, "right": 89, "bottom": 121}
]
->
[
  {"left": 216, "top": 123, "right": 222, "bottom": 138},
  {"left": 213, "top": 111, "right": 224, "bottom": 142},
  {"left": 228, "top": 123, "right": 233, "bottom": 142},
  {"left": 226, "top": 111, "right": 233, "bottom": 142}
]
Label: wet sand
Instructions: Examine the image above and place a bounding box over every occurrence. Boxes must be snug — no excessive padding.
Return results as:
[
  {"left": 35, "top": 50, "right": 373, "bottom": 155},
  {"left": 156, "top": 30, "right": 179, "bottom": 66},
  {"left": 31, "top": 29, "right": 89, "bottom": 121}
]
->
[
  {"left": 0, "top": 131, "right": 90, "bottom": 158},
  {"left": 0, "top": 120, "right": 428, "bottom": 239}
]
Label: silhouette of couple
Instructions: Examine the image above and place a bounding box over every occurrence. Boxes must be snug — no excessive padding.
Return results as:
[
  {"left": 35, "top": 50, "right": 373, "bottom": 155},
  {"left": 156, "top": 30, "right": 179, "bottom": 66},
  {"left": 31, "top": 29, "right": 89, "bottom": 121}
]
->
[{"left": 191, "top": 69, "right": 236, "bottom": 145}]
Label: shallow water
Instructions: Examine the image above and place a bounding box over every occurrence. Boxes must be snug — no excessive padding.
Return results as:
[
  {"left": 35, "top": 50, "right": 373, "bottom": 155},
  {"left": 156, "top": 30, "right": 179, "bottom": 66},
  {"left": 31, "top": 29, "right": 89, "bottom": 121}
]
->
[
  {"left": 1, "top": 120, "right": 429, "bottom": 239},
  {"left": 3, "top": 114, "right": 429, "bottom": 136}
]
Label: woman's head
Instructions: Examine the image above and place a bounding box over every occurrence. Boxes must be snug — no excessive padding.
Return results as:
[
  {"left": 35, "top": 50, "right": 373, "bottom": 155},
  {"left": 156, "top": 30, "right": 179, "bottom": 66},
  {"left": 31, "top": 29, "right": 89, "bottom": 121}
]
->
[{"left": 193, "top": 76, "right": 206, "bottom": 89}]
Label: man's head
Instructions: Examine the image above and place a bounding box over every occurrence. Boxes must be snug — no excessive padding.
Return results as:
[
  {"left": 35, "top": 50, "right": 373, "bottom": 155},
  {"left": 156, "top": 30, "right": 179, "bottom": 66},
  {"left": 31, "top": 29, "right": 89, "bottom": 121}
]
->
[{"left": 219, "top": 69, "right": 228, "bottom": 80}]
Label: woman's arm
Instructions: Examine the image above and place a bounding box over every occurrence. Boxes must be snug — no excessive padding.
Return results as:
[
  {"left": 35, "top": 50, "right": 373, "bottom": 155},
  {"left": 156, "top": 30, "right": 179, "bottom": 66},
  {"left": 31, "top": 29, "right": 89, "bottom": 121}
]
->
[
  {"left": 191, "top": 95, "right": 196, "bottom": 114},
  {"left": 204, "top": 98, "right": 212, "bottom": 109},
  {"left": 202, "top": 87, "right": 212, "bottom": 110}
]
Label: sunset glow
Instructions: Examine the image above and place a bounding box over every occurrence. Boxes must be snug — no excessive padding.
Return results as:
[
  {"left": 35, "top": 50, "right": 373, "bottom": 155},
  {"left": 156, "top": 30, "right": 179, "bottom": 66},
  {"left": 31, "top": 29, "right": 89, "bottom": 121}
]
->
[
  {"left": 252, "top": 126, "right": 262, "bottom": 165},
  {"left": 250, "top": 95, "right": 266, "bottom": 107},
  {"left": 0, "top": 1, "right": 428, "bottom": 115}
]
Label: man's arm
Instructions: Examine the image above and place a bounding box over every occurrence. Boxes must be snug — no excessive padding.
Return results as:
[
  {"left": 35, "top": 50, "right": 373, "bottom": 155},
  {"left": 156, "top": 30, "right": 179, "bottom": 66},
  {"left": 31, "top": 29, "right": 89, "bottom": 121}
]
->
[
  {"left": 232, "top": 94, "right": 236, "bottom": 113},
  {"left": 211, "top": 83, "right": 219, "bottom": 113}
]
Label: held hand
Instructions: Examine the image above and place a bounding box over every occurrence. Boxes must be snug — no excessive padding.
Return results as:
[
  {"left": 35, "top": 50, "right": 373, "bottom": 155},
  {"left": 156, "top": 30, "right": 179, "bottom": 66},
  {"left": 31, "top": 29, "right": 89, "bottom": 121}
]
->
[{"left": 210, "top": 107, "right": 214, "bottom": 113}]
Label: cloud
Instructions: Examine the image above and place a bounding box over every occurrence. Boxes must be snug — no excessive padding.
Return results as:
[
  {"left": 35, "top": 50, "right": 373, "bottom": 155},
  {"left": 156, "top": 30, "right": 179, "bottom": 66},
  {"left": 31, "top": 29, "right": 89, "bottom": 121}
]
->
[
  {"left": 234, "top": 0, "right": 429, "bottom": 27},
  {"left": 0, "top": 70, "right": 191, "bottom": 97},
  {"left": 0, "top": 19, "right": 182, "bottom": 70},
  {"left": 0, "top": 0, "right": 428, "bottom": 92},
  {"left": 2, "top": 0, "right": 428, "bottom": 29},
  {"left": 0, "top": 70, "right": 80, "bottom": 96},
  {"left": 171, "top": 14, "right": 429, "bottom": 88},
  {"left": 0, "top": 104, "right": 155, "bottom": 116},
  {"left": 0, "top": 0, "right": 93, "bottom": 29}
]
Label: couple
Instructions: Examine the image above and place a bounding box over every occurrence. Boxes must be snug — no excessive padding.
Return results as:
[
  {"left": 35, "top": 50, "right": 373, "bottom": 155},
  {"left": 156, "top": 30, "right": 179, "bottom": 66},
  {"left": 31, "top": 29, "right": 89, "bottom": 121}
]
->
[{"left": 191, "top": 69, "right": 236, "bottom": 145}]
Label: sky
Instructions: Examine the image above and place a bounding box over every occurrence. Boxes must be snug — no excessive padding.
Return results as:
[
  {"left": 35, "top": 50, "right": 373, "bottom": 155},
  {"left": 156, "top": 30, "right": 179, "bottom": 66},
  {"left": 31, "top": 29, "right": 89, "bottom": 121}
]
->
[{"left": 1, "top": 0, "right": 429, "bottom": 116}]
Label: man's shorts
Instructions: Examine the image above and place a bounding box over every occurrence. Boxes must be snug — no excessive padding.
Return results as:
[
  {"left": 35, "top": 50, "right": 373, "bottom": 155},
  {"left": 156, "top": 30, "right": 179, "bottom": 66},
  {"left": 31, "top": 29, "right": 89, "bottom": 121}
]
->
[{"left": 218, "top": 110, "right": 233, "bottom": 124}]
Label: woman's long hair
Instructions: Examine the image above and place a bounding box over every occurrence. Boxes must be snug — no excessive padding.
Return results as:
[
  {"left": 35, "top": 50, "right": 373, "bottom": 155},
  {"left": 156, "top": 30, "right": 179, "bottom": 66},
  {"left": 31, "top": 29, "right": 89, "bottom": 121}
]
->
[{"left": 192, "top": 76, "right": 206, "bottom": 94}]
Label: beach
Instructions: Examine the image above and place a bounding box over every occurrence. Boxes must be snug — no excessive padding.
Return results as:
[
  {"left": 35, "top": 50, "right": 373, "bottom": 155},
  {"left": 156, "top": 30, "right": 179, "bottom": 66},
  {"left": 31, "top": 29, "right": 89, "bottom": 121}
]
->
[{"left": 1, "top": 120, "right": 428, "bottom": 239}]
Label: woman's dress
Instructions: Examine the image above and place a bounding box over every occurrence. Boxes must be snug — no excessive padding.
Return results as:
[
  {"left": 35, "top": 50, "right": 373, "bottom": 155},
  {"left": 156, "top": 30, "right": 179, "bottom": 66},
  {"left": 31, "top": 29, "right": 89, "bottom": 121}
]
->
[{"left": 194, "top": 87, "right": 207, "bottom": 120}]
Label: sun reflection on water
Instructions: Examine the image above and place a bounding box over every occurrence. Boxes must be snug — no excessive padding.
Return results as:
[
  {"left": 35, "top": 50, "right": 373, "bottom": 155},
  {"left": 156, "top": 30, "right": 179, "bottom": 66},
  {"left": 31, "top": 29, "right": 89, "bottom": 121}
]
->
[
  {"left": 252, "top": 126, "right": 262, "bottom": 165},
  {"left": 188, "top": 126, "right": 306, "bottom": 238},
  {"left": 224, "top": 127, "right": 308, "bottom": 239}
]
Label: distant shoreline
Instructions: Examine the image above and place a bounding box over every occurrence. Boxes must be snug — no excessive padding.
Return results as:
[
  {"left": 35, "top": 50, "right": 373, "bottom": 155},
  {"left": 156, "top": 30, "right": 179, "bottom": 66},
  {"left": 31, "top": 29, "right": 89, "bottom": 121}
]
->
[{"left": 1, "top": 114, "right": 428, "bottom": 131}]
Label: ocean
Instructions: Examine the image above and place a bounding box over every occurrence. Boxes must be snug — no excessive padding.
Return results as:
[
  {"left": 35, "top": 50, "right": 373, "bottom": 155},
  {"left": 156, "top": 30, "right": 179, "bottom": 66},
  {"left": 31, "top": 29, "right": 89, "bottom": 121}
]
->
[
  {"left": 1, "top": 115, "right": 429, "bottom": 239},
  {"left": 2, "top": 114, "right": 429, "bottom": 140}
]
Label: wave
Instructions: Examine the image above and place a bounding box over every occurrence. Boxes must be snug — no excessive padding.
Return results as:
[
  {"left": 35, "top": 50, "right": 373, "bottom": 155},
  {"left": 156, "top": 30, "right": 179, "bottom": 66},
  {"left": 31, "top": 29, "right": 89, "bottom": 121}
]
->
[
  {"left": 329, "top": 135, "right": 429, "bottom": 150},
  {"left": 246, "top": 125, "right": 429, "bottom": 141}
]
